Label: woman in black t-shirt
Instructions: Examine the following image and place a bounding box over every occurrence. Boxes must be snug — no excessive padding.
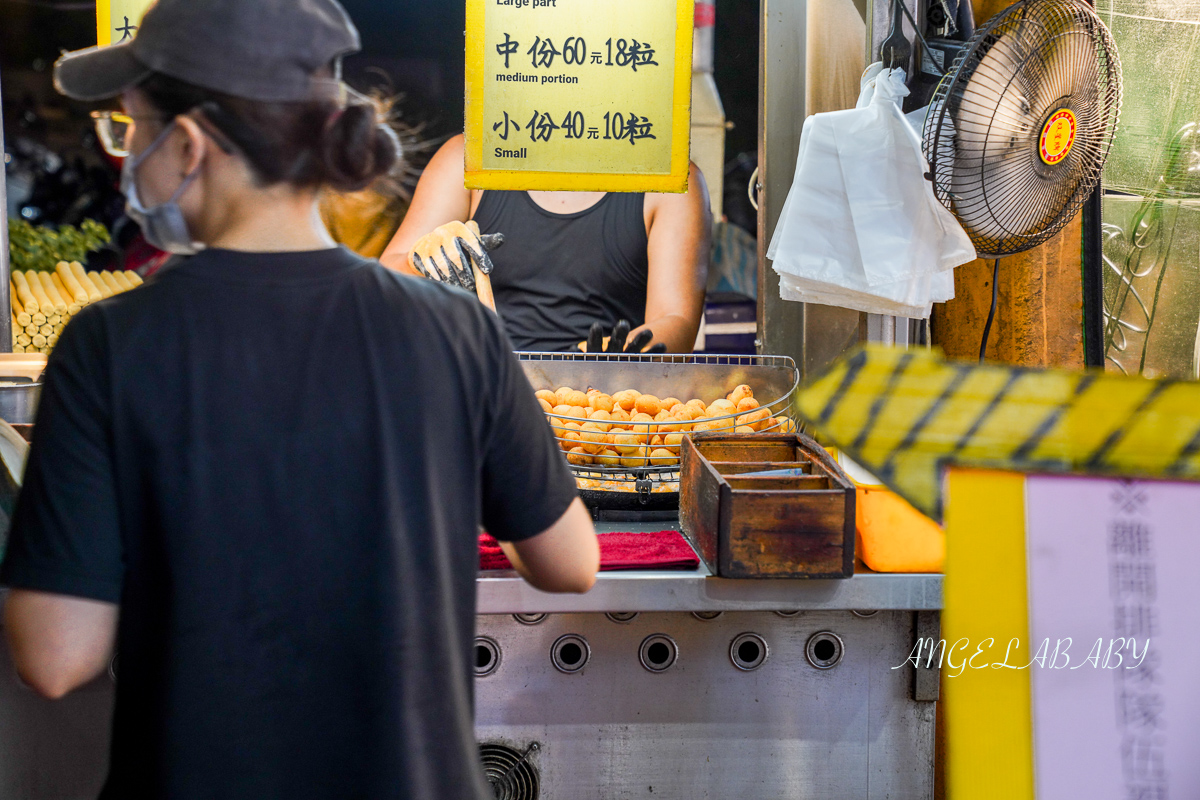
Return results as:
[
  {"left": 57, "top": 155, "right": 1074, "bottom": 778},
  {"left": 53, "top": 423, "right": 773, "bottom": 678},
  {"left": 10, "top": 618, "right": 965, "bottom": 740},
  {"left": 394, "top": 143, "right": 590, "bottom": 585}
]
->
[{"left": 0, "top": 2, "right": 598, "bottom": 798}]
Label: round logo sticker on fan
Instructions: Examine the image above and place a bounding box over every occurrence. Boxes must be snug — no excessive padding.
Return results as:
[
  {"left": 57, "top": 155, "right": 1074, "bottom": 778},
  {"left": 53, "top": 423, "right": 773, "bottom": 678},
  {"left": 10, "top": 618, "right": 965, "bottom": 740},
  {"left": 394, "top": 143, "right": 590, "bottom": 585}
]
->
[{"left": 1039, "top": 109, "right": 1077, "bottom": 166}]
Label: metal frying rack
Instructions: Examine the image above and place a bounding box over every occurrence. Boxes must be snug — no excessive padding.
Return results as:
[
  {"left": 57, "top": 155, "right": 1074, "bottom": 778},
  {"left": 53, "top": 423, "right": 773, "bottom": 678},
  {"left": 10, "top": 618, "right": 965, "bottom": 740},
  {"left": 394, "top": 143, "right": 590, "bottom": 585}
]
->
[{"left": 518, "top": 353, "right": 801, "bottom": 503}]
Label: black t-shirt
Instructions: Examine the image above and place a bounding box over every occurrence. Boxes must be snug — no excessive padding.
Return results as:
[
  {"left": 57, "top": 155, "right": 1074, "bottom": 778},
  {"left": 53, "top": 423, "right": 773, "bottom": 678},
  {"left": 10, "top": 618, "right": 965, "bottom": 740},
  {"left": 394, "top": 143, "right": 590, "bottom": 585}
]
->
[
  {"left": 0, "top": 247, "right": 577, "bottom": 799},
  {"left": 472, "top": 191, "right": 649, "bottom": 351}
]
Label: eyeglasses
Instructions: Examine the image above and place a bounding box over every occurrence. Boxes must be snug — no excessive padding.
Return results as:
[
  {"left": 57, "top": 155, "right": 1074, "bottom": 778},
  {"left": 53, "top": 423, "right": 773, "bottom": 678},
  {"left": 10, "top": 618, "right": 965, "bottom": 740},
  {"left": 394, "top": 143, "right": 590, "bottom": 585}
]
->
[
  {"left": 91, "top": 110, "right": 168, "bottom": 158},
  {"left": 92, "top": 108, "right": 236, "bottom": 159}
]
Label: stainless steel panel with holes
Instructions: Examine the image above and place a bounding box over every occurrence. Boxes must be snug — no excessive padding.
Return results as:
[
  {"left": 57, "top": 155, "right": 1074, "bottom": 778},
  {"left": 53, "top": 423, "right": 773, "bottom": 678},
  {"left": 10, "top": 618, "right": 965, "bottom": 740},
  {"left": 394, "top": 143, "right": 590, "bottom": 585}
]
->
[
  {"left": 913, "top": 610, "right": 942, "bottom": 702},
  {"left": 475, "top": 610, "right": 934, "bottom": 799},
  {"left": 758, "top": 0, "right": 864, "bottom": 379}
]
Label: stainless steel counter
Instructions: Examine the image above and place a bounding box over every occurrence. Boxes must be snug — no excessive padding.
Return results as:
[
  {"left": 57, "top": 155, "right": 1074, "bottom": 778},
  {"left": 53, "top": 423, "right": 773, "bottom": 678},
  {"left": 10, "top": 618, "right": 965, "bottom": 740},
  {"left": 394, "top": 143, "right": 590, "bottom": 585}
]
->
[
  {"left": 479, "top": 522, "right": 942, "bottom": 614},
  {"left": 479, "top": 567, "right": 942, "bottom": 613}
]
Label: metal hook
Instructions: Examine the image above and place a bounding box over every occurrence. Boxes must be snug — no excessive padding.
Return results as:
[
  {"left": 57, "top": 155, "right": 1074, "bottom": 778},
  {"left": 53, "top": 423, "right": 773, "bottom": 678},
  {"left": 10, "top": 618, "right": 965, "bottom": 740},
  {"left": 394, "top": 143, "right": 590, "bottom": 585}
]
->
[{"left": 880, "top": 0, "right": 913, "bottom": 70}]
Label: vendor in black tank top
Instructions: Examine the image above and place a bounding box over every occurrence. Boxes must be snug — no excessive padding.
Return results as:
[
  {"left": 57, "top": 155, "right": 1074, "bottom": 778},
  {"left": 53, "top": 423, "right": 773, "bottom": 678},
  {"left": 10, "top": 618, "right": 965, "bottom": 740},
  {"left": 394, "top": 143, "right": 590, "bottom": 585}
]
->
[{"left": 382, "top": 135, "right": 712, "bottom": 353}]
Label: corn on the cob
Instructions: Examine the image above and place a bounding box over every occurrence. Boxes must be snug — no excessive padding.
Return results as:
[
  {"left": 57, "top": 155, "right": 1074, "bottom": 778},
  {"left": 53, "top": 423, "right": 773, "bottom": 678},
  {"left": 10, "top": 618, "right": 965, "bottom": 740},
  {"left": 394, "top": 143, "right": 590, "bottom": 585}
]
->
[
  {"left": 110, "top": 270, "right": 135, "bottom": 292},
  {"left": 11, "top": 272, "right": 38, "bottom": 313},
  {"left": 87, "top": 271, "right": 116, "bottom": 299},
  {"left": 50, "top": 272, "right": 82, "bottom": 314},
  {"left": 97, "top": 271, "right": 124, "bottom": 296},
  {"left": 11, "top": 292, "right": 31, "bottom": 327},
  {"left": 56, "top": 262, "right": 90, "bottom": 305},
  {"left": 69, "top": 262, "right": 103, "bottom": 303},
  {"left": 18, "top": 272, "right": 48, "bottom": 310},
  {"left": 37, "top": 271, "right": 69, "bottom": 312},
  {"left": 10, "top": 268, "right": 142, "bottom": 355},
  {"left": 21, "top": 271, "right": 56, "bottom": 313}
]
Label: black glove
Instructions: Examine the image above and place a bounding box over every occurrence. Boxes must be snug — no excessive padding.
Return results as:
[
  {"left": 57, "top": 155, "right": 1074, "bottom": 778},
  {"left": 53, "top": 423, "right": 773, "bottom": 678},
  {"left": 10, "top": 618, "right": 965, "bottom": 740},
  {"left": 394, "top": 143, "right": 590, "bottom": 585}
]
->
[
  {"left": 408, "top": 220, "right": 504, "bottom": 292},
  {"left": 586, "top": 320, "right": 667, "bottom": 354}
]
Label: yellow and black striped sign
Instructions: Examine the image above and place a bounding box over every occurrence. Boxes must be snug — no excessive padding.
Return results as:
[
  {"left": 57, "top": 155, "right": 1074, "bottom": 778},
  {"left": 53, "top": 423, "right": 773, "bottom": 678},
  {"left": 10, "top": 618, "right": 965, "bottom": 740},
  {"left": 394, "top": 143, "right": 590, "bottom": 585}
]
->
[{"left": 795, "top": 345, "right": 1200, "bottom": 520}]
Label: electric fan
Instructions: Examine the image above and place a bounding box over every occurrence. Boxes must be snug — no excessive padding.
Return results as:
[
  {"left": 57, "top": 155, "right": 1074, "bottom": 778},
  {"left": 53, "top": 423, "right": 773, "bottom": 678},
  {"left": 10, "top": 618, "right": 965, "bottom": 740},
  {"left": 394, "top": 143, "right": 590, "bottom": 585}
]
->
[{"left": 922, "top": 0, "right": 1122, "bottom": 258}]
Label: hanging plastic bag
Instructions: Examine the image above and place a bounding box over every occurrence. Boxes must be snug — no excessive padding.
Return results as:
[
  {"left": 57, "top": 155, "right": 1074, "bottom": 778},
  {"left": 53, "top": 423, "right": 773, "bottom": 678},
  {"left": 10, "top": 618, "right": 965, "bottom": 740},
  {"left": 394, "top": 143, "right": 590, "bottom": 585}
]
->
[
  {"left": 767, "top": 63, "right": 976, "bottom": 318},
  {"left": 779, "top": 266, "right": 955, "bottom": 320}
]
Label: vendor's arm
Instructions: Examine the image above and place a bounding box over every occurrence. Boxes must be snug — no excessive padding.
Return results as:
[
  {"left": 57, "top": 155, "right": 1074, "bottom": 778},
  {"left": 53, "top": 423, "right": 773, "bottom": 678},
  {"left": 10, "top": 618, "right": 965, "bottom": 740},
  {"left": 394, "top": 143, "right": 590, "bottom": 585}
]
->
[
  {"left": 379, "top": 135, "right": 472, "bottom": 276},
  {"left": 4, "top": 592, "right": 117, "bottom": 699},
  {"left": 634, "top": 162, "right": 712, "bottom": 353}
]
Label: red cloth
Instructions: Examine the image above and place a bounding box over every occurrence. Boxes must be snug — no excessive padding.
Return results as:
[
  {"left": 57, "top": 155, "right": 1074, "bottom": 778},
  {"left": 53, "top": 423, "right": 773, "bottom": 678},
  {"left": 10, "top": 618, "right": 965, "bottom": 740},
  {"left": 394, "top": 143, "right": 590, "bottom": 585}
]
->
[{"left": 479, "top": 530, "right": 700, "bottom": 572}]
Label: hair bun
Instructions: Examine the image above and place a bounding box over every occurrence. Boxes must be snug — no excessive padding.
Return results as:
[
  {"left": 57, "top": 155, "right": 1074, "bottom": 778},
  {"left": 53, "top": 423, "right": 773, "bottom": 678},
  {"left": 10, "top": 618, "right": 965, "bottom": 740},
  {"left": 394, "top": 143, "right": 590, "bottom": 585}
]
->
[
  {"left": 140, "top": 71, "right": 402, "bottom": 193},
  {"left": 321, "top": 101, "right": 401, "bottom": 193}
]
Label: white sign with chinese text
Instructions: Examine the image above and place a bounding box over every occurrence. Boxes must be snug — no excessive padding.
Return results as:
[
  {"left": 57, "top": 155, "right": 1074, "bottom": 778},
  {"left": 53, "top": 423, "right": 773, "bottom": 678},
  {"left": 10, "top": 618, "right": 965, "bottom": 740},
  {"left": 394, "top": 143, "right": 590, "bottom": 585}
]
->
[{"left": 1025, "top": 476, "right": 1200, "bottom": 799}]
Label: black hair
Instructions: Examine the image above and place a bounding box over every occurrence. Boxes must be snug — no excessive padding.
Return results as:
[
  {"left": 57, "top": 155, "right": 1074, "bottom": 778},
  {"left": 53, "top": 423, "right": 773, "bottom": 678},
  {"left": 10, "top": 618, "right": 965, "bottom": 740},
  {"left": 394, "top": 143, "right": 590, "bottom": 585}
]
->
[{"left": 137, "top": 72, "right": 400, "bottom": 194}]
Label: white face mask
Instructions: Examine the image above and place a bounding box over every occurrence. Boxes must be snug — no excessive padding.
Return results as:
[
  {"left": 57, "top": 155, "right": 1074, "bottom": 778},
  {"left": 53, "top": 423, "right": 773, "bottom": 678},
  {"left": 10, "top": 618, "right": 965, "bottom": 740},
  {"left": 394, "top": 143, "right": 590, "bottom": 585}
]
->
[{"left": 120, "top": 121, "right": 203, "bottom": 255}]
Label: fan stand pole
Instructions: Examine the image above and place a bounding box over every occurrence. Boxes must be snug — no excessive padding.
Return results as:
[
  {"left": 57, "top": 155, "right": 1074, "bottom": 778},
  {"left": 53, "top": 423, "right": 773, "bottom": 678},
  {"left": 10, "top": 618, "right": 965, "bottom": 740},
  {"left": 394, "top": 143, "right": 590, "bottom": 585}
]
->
[
  {"left": 1081, "top": 185, "right": 1105, "bottom": 367},
  {"left": 979, "top": 259, "right": 1001, "bottom": 361},
  {"left": 1080, "top": 0, "right": 1105, "bottom": 368}
]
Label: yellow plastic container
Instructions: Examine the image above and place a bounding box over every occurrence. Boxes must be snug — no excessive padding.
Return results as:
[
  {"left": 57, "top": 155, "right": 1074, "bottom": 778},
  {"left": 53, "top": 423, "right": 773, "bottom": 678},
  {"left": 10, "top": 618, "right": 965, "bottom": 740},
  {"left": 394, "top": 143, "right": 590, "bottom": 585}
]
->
[
  {"left": 856, "top": 485, "right": 944, "bottom": 572},
  {"left": 831, "top": 449, "right": 944, "bottom": 573}
]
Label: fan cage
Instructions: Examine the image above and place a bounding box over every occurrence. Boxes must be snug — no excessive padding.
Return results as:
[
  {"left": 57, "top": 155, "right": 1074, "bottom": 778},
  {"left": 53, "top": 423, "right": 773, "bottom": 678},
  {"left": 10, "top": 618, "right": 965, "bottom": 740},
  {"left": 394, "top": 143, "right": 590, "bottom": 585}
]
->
[
  {"left": 479, "top": 742, "right": 540, "bottom": 800},
  {"left": 922, "top": 0, "right": 1121, "bottom": 258}
]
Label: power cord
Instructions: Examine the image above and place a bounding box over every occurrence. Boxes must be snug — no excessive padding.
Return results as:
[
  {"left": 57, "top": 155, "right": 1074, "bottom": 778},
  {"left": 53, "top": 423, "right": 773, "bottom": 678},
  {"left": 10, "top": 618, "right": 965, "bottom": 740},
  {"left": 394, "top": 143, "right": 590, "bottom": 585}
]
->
[{"left": 979, "top": 258, "right": 1001, "bottom": 361}]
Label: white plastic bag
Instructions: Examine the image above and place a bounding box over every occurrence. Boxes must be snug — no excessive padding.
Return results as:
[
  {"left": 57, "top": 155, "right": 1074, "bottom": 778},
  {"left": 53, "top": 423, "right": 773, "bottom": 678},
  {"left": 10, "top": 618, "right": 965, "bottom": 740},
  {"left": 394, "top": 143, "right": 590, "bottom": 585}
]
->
[
  {"left": 778, "top": 268, "right": 954, "bottom": 320},
  {"left": 767, "top": 64, "right": 976, "bottom": 318}
]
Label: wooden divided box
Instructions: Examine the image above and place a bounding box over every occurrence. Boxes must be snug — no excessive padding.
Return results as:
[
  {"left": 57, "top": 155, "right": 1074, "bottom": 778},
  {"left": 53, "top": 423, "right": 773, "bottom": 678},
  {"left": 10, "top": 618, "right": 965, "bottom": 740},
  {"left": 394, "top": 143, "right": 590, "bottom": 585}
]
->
[{"left": 679, "top": 433, "right": 855, "bottom": 578}]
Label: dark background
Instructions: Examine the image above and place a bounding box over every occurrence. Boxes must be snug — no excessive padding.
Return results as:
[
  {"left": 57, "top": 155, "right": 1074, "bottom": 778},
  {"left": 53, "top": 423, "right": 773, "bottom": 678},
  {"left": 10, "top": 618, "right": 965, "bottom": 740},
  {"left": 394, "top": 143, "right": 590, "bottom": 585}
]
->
[{"left": 1, "top": 0, "right": 759, "bottom": 231}]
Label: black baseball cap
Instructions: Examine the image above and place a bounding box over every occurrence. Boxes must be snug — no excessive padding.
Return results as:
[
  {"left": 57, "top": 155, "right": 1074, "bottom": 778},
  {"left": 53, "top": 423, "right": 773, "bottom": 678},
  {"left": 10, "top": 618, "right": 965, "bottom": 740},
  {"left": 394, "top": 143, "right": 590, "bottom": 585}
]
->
[{"left": 54, "top": 0, "right": 360, "bottom": 103}]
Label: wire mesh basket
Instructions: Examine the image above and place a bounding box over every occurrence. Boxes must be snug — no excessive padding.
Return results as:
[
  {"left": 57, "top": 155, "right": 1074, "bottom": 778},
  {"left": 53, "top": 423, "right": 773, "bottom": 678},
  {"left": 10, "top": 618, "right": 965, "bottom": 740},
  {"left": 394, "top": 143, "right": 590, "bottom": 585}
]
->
[{"left": 518, "top": 352, "right": 801, "bottom": 503}]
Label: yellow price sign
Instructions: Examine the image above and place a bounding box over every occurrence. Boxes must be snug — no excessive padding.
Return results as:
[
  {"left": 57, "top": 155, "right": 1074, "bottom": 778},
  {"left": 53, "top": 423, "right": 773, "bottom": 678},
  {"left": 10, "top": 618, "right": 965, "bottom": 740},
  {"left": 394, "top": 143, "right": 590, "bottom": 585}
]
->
[
  {"left": 96, "top": 0, "right": 153, "bottom": 46},
  {"left": 464, "top": 0, "right": 694, "bottom": 193}
]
